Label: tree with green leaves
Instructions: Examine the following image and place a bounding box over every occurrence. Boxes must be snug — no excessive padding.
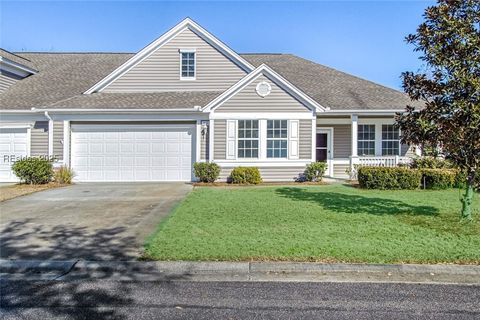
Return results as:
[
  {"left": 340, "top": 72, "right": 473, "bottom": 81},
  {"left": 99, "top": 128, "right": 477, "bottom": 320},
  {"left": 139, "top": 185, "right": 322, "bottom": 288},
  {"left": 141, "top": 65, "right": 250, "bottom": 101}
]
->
[{"left": 397, "top": 0, "right": 479, "bottom": 221}]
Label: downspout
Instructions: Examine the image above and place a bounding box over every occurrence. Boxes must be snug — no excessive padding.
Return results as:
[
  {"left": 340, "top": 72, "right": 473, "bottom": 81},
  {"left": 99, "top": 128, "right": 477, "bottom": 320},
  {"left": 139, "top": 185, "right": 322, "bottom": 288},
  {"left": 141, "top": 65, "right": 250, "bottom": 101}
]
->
[{"left": 44, "top": 111, "right": 54, "bottom": 158}]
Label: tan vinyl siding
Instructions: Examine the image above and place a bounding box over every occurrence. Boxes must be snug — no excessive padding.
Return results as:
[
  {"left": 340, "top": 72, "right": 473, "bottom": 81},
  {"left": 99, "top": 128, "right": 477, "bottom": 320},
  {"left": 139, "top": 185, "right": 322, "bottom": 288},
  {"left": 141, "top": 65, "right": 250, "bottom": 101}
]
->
[
  {"left": 30, "top": 121, "right": 48, "bottom": 156},
  {"left": 213, "top": 120, "right": 226, "bottom": 160},
  {"left": 299, "top": 119, "right": 312, "bottom": 159},
  {"left": 332, "top": 124, "right": 351, "bottom": 158},
  {"left": 0, "top": 71, "right": 21, "bottom": 93},
  {"left": 104, "top": 28, "right": 247, "bottom": 92},
  {"left": 333, "top": 163, "right": 349, "bottom": 179},
  {"left": 53, "top": 121, "right": 64, "bottom": 160},
  {"left": 216, "top": 74, "right": 310, "bottom": 113},
  {"left": 219, "top": 166, "right": 306, "bottom": 182}
]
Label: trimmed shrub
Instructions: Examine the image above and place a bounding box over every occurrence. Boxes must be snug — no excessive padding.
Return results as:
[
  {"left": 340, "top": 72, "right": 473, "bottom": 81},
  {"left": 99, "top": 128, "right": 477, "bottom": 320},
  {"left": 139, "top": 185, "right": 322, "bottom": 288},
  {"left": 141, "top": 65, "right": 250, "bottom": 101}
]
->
[
  {"left": 357, "top": 166, "right": 421, "bottom": 190},
  {"left": 410, "top": 157, "right": 454, "bottom": 169},
  {"left": 304, "top": 162, "right": 327, "bottom": 182},
  {"left": 420, "top": 169, "right": 456, "bottom": 190},
  {"left": 12, "top": 157, "right": 53, "bottom": 184},
  {"left": 193, "top": 162, "right": 220, "bottom": 183},
  {"left": 230, "top": 167, "right": 262, "bottom": 184},
  {"left": 54, "top": 166, "right": 76, "bottom": 184}
]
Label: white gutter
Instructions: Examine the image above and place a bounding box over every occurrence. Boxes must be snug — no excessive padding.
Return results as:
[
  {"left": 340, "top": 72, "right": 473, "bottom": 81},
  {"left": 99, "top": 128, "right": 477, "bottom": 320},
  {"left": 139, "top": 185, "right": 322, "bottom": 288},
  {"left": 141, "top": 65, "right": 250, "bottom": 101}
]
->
[
  {"left": 33, "top": 107, "right": 204, "bottom": 113},
  {"left": 0, "top": 57, "right": 38, "bottom": 75},
  {"left": 323, "top": 109, "right": 405, "bottom": 114},
  {"left": 44, "top": 111, "right": 54, "bottom": 157}
]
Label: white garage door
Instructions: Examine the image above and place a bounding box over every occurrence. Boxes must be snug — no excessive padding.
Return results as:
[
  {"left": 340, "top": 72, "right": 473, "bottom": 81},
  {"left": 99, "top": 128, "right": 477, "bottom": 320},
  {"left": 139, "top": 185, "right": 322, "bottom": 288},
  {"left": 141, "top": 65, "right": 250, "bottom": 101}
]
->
[
  {"left": 0, "top": 128, "right": 29, "bottom": 182},
  {"left": 71, "top": 125, "right": 195, "bottom": 182}
]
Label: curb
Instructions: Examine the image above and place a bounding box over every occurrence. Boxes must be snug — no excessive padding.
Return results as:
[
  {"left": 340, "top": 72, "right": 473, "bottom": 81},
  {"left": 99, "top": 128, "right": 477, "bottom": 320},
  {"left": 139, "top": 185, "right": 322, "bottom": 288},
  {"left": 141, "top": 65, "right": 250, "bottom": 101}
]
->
[{"left": 2, "top": 260, "right": 479, "bottom": 284}]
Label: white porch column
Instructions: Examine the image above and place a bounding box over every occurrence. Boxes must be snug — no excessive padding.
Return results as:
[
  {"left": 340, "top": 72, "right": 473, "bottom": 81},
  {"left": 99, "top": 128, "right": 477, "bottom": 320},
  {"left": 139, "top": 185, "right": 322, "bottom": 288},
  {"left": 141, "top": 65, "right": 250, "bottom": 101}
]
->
[
  {"left": 47, "top": 118, "right": 54, "bottom": 158},
  {"left": 351, "top": 114, "right": 358, "bottom": 157},
  {"left": 208, "top": 119, "right": 214, "bottom": 162},
  {"left": 195, "top": 120, "right": 202, "bottom": 162},
  {"left": 63, "top": 120, "right": 70, "bottom": 167},
  {"left": 350, "top": 114, "right": 359, "bottom": 174}
]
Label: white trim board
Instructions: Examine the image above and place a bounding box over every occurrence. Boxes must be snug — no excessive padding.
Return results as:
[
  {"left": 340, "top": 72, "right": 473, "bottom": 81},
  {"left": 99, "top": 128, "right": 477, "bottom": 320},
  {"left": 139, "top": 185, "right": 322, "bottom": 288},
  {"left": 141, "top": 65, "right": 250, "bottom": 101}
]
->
[
  {"left": 210, "top": 112, "right": 315, "bottom": 120},
  {"left": 84, "top": 18, "right": 255, "bottom": 94},
  {"left": 0, "top": 57, "right": 38, "bottom": 75},
  {"left": 203, "top": 64, "right": 327, "bottom": 113}
]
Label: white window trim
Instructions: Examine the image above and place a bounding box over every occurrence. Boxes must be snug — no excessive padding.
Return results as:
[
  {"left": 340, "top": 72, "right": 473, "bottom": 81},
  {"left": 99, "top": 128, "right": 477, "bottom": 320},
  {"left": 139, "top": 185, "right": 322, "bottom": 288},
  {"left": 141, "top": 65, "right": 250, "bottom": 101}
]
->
[
  {"left": 237, "top": 119, "right": 260, "bottom": 159},
  {"left": 179, "top": 48, "right": 196, "bottom": 81},
  {"left": 266, "top": 119, "right": 288, "bottom": 159},
  {"left": 231, "top": 119, "right": 299, "bottom": 161},
  {"left": 354, "top": 119, "right": 400, "bottom": 156},
  {"left": 381, "top": 124, "right": 401, "bottom": 156},
  {"left": 357, "top": 124, "right": 376, "bottom": 156}
]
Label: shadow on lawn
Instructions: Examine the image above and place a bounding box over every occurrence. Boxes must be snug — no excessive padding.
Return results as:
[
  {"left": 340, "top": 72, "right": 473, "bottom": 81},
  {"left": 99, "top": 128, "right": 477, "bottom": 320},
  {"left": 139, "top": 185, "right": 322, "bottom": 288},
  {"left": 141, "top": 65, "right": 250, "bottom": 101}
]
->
[{"left": 275, "top": 187, "right": 439, "bottom": 216}]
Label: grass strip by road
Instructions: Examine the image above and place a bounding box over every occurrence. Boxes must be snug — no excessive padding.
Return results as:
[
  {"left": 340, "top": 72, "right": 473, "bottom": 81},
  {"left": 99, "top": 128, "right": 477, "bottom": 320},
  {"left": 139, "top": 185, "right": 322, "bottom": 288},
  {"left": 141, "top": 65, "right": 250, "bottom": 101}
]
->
[{"left": 144, "top": 184, "right": 479, "bottom": 264}]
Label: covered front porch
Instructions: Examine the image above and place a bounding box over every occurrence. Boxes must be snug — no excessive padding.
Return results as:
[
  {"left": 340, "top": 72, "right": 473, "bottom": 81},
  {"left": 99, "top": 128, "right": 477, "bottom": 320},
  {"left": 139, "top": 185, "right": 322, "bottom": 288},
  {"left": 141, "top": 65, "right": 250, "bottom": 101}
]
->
[{"left": 316, "top": 113, "right": 420, "bottom": 178}]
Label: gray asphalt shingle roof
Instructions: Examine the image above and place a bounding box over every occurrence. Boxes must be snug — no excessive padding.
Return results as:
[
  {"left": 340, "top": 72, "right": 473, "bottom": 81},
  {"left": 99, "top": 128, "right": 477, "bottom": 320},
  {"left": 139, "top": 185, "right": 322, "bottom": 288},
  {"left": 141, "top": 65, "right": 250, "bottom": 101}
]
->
[
  {"left": 48, "top": 92, "right": 222, "bottom": 109},
  {"left": 0, "top": 51, "right": 419, "bottom": 111}
]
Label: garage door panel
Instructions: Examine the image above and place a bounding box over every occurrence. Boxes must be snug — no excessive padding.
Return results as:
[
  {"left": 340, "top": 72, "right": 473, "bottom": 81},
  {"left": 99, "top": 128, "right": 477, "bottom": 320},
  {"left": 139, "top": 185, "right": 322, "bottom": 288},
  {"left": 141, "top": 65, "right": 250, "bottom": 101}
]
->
[
  {"left": 135, "top": 143, "right": 150, "bottom": 153},
  {"left": 120, "top": 143, "right": 134, "bottom": 153},
  {"left": 104, "top": 156, "right": 119, "bottom": 166},
  {"left": 0, "top": 128, "right": 28, "bottom": 182},
  {"left": 120, "top": 132, "right": 135, "bottom": 140},
  {"left": 71, "top": 125, "right": 194, "bottom": 182},
  {"left": 89, "top": 144, "right": 104, "bottom": 154}
]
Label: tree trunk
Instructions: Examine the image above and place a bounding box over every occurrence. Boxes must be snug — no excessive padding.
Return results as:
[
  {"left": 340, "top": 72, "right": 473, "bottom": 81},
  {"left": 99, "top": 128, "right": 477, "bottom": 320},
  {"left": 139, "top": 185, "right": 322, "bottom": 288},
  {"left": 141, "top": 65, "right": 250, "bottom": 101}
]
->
[{"left": 460, "top": 174, "right": 475, "bottom": 221}]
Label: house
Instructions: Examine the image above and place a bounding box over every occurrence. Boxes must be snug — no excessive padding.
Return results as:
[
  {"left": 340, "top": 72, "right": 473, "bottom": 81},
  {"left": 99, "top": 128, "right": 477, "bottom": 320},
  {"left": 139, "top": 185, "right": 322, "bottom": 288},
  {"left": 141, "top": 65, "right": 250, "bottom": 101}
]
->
[{"left": 0, "top": 18, "right": 421, "bottom": 182}]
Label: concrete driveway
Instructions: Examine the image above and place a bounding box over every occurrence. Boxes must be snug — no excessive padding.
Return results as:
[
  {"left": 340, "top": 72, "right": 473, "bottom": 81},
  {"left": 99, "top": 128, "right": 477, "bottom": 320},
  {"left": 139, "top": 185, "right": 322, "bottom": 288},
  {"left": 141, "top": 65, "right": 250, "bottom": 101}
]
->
[{"left": 0, "top": 183, "right": 192, "bottom": 260}]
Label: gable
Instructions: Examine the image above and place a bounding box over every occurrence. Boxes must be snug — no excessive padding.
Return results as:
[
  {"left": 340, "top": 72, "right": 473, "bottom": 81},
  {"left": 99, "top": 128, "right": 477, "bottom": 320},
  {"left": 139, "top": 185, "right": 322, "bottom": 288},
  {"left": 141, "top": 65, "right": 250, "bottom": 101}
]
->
[
  {"left": 214, "top": 74, "right": 312, "bottom": 113},
  {"left": 102, "top": 28, "right": 248, "bottom": 93}
]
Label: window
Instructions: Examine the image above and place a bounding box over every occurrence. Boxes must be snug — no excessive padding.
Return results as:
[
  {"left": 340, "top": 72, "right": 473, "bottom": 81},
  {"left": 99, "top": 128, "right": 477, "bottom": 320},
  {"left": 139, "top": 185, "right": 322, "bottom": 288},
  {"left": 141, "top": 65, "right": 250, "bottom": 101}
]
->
[
  {"left": 267, "top": 120, "right": 288, "bottom": 158},
  {"left": 357, "top": 124, "right": 376, "bottom": 156},
  {"left": 238, "top": 120, "right": 259, "bottom": 158},
  {"left": 382, "top": 125, "right": 400, "bottom": 155},
  {"left": 180, "top": 51, "right": 195, "bottom": 79}
]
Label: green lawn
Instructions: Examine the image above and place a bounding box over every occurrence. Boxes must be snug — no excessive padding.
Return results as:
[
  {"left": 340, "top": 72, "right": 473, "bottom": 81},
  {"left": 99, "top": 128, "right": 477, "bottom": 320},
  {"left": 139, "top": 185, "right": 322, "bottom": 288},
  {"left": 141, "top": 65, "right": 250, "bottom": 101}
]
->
[{"left": 144, "top": 184, "right": 480, "bottom": 264}]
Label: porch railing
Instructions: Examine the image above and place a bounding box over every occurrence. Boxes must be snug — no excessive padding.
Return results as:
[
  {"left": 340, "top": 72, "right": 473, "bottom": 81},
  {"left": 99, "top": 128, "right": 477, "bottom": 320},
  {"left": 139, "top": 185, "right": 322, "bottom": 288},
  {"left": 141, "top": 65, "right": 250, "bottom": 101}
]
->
[{"left": 348, "top": 156, "right": 412, "bottom": 179}]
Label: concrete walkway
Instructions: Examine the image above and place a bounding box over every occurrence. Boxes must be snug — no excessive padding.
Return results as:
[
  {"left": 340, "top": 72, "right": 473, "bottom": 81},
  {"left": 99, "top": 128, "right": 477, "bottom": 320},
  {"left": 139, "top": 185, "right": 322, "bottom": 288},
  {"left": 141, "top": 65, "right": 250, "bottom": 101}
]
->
[{"left": 0, "top": 183, "right": 192, "bottom": 260}]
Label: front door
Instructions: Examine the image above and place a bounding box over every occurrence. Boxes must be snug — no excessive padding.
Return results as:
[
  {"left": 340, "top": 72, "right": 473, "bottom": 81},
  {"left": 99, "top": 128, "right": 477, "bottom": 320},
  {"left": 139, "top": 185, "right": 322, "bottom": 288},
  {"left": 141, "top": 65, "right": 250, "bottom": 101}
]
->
[{"left": 316, "top": 132, "right": 330, "bottom": 161}]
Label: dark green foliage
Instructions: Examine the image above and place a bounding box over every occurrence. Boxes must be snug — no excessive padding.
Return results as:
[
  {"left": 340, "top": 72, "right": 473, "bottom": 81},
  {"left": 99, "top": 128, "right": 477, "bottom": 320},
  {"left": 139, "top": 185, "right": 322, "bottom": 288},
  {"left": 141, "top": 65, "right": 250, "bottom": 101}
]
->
[
  {"left": 12, "top": 157, "right": 53, "bottom": 184},
  {"left": 358, "top": 167, "right": 421, "bottom": 190},
  {"left": 397, "top": 0, "right": 480, "bottom": 220},
  {"left": 303, "top": 162, "right": 327, "bottom": 182},
  {"left": 410, "top": 157, "right": 454, "bottom": 169},
  {"left": 230, "top": 167, "right": 262, "bottom": 184},
  {"left": 421, "top": 169, "right": 457, "bottom": 189},
  {"left": 193, "top": 162, "right": 220, "bottom": 183}
]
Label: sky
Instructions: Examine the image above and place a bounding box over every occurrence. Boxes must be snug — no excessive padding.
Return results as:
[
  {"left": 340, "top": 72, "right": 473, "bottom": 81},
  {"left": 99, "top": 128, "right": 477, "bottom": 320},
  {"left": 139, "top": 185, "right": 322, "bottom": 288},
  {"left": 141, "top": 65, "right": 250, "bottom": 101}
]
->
[{"left": 0, "top": 1, "right": 435, "bottom": 90}]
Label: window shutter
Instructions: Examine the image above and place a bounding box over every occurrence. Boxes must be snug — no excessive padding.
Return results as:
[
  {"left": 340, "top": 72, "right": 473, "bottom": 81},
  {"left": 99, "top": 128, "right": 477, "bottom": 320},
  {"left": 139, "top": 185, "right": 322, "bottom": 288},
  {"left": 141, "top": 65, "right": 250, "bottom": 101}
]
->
[
  {"left": 288, "top": 120, "right": 299, "bottom": 159},
  {"left": 226, "top": 120, "right": 237, "bottom": 160}
]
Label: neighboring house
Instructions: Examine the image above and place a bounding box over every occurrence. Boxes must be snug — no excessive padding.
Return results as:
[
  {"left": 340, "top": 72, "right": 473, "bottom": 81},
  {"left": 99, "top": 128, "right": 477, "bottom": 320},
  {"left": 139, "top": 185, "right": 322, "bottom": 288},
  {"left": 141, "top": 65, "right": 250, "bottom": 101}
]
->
[{"left": 0, "top": 18, "right": 421, "bottom": 182}]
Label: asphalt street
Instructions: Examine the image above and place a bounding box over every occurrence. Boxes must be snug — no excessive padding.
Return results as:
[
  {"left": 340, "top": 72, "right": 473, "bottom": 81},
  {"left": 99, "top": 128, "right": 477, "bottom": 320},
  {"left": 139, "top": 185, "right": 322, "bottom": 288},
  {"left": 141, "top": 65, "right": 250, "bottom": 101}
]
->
[{"left": 1, "top": 280, "right": 479, "bottom": 319}]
